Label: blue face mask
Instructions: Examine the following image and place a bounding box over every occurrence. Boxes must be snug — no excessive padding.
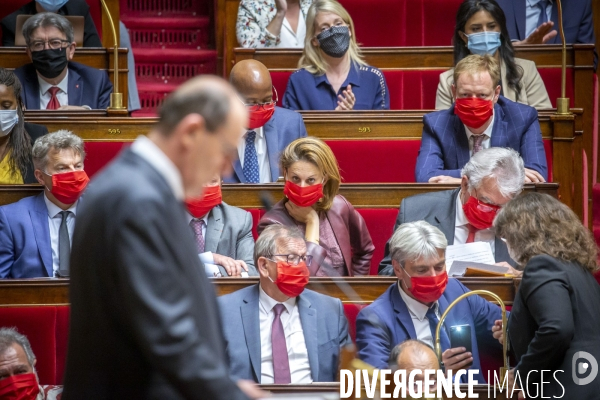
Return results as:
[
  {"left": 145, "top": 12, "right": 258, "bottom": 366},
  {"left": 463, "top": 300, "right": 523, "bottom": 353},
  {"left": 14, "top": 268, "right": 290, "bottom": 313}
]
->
[
  {"left": 466, "top": 31, "right": 501, "bottom": 56},
  {"left": 0, "top": 110, "right": 18, "bottom": 137},
  {"left": 36, "top": 0, "right": 69, "bottom": 13}
]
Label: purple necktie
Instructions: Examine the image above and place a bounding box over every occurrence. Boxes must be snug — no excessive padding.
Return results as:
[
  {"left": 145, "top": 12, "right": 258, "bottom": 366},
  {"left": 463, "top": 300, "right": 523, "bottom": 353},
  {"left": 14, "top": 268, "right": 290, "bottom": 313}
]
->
[
  {"left": 471, "top": 134, "right": 485, "bottom": 154},
  {"left": 272, "top": 303, "right": 291, "bottom": 384},
  {"left": 189, "top": 219, "right": 205, "bottom": 253}
]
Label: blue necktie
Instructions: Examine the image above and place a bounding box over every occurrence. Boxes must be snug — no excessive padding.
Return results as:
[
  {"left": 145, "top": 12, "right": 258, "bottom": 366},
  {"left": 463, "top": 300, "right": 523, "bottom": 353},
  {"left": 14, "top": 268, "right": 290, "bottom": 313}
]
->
[
  {"left": 536, "top": 0, "right": 550, "bottom": 28},
  {"left": 426, "top": 305, "right": 451, "bottom": 353},
  {"left": 243, "top": 130, "right": 260, "bottom": 183}
]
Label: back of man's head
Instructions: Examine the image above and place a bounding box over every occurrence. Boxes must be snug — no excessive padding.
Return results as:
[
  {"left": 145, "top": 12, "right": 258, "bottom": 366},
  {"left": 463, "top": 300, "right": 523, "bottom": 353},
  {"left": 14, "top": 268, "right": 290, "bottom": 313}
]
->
[
  {"left": 461, "top": 147, "right": 524, "bottom": 197},
  {"left": 390, "top": 339, "right": 440, "bottom": 372}
]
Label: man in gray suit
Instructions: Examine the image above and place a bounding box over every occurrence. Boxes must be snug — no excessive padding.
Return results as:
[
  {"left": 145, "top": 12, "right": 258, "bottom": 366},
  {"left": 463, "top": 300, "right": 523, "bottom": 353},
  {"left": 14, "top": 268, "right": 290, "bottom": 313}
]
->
[
  {"left": 186, "top": 174, "right": 256, "bottom": 277},
  {"left": 219, "top": 225, "right": 351, "bottom": 383},
  {"left": 380, "top": 147, "right": 524, "bottom": 275},
  {"left": 63, "top": 76, "right": 264, "bottom": 399},
  {"left": 226, "top": 59, "right": 307, "bottom": 183}
]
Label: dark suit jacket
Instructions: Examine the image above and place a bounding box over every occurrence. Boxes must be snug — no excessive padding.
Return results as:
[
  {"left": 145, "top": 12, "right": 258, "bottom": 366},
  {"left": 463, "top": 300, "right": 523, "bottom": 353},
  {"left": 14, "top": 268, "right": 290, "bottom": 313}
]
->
[
  {"left": 218, "top": 284, "right": 351, "bottom": 383},
  {"left": 62, "top": 148, "right": 248, "bottom": 400},
  {"left": 0, "top": 193, "right": 52, "bottom": 278},
  {"left": 1, "top": 0, "right": 102, "bottom": 47},
  {"left": 225, "top": 107, "right": 307, "bottom": 183},
  {"left": 355, "top": 280, "right": 502, "bottom": 383},
  {"left": 15, "top": 61, "right": 112, "bottom": 110},
  {"left": 257, "top": 195, "right": 374, "bottom": 276},
  {"left": 415, "top": 96, "right": 548, "bottom": 182},
  {"left": 509, "top": 255, "right": 600, "bottom": 398},
  {"left": 378, "top": 188, "right": 514, "bottom": 275},
  {"left": 23, "top": 121, "right": 47, "bottom": 183}
]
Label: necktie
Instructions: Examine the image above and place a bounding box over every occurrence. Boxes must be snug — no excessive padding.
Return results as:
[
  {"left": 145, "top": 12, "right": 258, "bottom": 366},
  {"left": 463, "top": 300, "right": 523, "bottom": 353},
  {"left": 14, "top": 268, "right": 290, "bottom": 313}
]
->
[
  {"left": 271, "top": 303, "right": 291, "bottom": 384},
  {"left": 466, "top": 224, "right": 477, "bottom": 243},
  {"left": 426, "top": 304, "right": 451, "bottom": 354},
  {"left": 47, "top": 87, "right": 61, "bottom": 110},
  {"left": 189, "top": 219, "right": 206, "bottom": 253},
  {"left": 536, "top": 0, "right": 550, "bottom": 28},
  {"left": 57, "top": 211, "right": 71, "bottom": 277},
  {"left": 243, "top": 131, "right": 260, "bottom": 183},
  {"left": 471, "top": 134, "right": 485, "bottom": 155}
]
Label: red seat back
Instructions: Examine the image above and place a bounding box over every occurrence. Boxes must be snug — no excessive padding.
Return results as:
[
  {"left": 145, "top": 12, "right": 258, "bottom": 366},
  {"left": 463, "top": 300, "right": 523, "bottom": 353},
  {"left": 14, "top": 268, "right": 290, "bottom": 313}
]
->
[
  {"left": 543, "top": 139, "right": 553, "bottom": 182},
  {"left": 84, "top": 142, "right": 129, "bottom": 178},
  {"left": 271, "top": 71, "right": 293, "bottom": 107},
  {"left": 342, "top": 303, "right": 368, "bottom": 342},
  {"left": 538, "top": 68, "right": 575, "bottom": 108},
  {"left": 356, "top": 209, "right": 398, "bottom": 274},
  {"left": 384, "top": 70, "right": 444, "bottom": 110},
  {"left": 247, "top": 209, "right": 264, "bottom": 240}
]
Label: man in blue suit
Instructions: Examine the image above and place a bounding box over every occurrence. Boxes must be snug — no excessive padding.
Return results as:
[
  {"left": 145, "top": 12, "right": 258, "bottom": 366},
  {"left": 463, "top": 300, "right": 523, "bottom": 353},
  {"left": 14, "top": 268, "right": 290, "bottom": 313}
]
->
[
  {"left": 219, "top": 224, "right": 351, "bottom": 383},
  {"left": 226, "top": 59, "right": 307, "bottom": 183},
  {"left": 14, "top": 12, "right": 112, "bottom": 111},
  {"left": 356, "top": 221, "right": 503, "bottom": 383},
  {"left": 415, "top": 54, "right": 547, "bottom": 184},
  {"left": 0, "top": 130, "right": 89, "bottom": 278}
]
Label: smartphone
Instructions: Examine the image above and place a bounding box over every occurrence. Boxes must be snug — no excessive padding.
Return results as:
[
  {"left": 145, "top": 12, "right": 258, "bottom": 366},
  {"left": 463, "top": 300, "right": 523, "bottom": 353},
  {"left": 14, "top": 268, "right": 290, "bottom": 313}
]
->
[{"left": 449, "top": 324, "right": 473, "bottom": 367}]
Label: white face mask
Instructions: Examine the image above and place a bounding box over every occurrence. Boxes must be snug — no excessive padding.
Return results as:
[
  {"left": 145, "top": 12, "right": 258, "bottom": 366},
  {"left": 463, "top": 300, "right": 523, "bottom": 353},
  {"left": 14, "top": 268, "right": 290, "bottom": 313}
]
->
[{"left": 0, "top": 110, "right": 18, "bottom": 137}]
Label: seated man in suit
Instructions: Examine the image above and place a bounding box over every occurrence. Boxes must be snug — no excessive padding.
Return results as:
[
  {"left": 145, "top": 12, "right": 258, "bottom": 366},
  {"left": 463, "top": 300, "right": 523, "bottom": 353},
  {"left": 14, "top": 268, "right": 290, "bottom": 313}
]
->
[
  {"left": 0, "top": 130, "right": 89, "bottom": 278},
  {"left": 226, "top": 59, "right": 307, "bottom": 183},
  {"left": 14, "top": 12, "right": 112, "bottom": 110},
  {"left": 390, "top": 340, "right": 441, "bottom": 394},
  {"left": 185, "top": 173, "right": 257, "bottom": 277},
  {"left": 415, "top": 54, "right": 547, "bottom": 184},
  {"left": 356, "top": 221, "right": 502, "bottom": 382},
  {"left": 219, "top": 224, "right": 351, "bottom": 383},
  {"left": 381, "top": 147, "right": 523, "bottom": 275}
]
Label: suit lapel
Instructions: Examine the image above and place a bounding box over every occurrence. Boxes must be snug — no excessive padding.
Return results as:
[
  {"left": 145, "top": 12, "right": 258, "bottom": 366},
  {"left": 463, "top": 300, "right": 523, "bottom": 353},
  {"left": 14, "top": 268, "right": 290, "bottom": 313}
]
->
[
  {"left": 68, "top": 65, "right": 83, "bottom": 106},
  {"left": 263, "top": 117, "right": 280, "bottom": 182},
  {"left": 434, "top": 189, "right": 459, "bottom": 245},
  {"left": 298, "top": 296, "right": 319, "bottom": 381},
  {"left": 490, "top": 104, "right": 507, "bottom": 148},
  {"left": 391, "top": 285, "right": 418, "bottom": 339},
  {"left": 241, "top": 287, "right": 261, "bottom": 381},
  {"left": 325, "top": 210, "right": 352, "bottom": 276},
  {"left": 453, "top": 115, "right": 471, "bottom": 169},
  {"left": 233, "top": 159, "right": 246, "bottom": 183},
  {"left": 30, "top": 193, "right": 52, "bottom": 276},
  {"left": 514, "top": 0, "right": 527, "bottom": 40},
  {"left": 205, "top": 206, "right": 224, "bottom": 253},
  {"left": 24, "top": 69, "right": 40, "bottom": 109}
]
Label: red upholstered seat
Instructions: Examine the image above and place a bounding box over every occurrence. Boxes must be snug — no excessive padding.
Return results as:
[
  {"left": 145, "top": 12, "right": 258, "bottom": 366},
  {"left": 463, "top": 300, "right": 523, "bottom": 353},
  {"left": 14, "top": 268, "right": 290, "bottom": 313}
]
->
[
  {"left": 343, "top": 303, "right": 368, "bottom": 342},
  {"left": 84, "top": 142, "right": 129, "bottom": 178},
  {"left": 356, "top": 209, "right": 398, "bottom": 274},
  {"left": 542, "top": 139, "right": 553, "bottom": 182},
  {"left": 538, "top": 68, "right": 575, "bottom": 108},
  {"left": 271, "top": 71, "right": 293, "bottom": 107},
  {"left": 384, "top": 70, "right": 445, "bottom": 110},
  {"left": 247, "top": 209, "right": 264, "bottom": 240}
]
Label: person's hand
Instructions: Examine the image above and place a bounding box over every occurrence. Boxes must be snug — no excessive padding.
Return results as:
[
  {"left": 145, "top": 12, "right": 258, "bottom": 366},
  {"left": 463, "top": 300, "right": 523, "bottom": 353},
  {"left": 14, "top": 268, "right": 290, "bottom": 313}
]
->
[
  {"left": 274, "top": 0, "right": 287, "bottom": 13},
  {"left": 524, "top": 168, "right": 546, "bottom": 183},
  {"left": 514, "top": 21, "right": 557, "bottom": 45},
  {"left": 442, "top": 347, "right": 473, "bottom": 376},
  {"left": 335, "top": 85, "right": 356, "bottom": 111},
  {"left": 212, "top": 254, "right": 248, "bottom": 277},
  {"left": 237, "top": 379, "right": 270, "bottom": 399},
  {"left": 492, "top": 319, "right": 504, "bottom": 345},
  {"left": 507, "top": 370, "right": 526, "bottom": 399},
  {"left": 428, "top": 175, "right": 462, "bottom": 184},
  {"left": 495, "top": 261, "right": 523, "bottom": 277},
  {"left": 285, "top": 200, "right": 319, "bottom": 224},
  {"left": 57, "top": 105, "right": 90, "bottom": 111}
]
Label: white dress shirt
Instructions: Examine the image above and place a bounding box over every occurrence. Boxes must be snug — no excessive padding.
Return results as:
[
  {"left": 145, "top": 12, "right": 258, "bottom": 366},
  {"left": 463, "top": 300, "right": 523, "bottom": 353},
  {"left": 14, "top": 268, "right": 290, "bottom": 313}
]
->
[
  {"left": 258, "top": 285, "right": 312, "bottom": 384},
  {"left": 130, "top": 136, "right": 185, "bottom": 200},
  {"left": 463, "top": 111, "right": 495, "bottom": 157},
  {"left": 397, "top": 282, "right": 441, "bottom": 349},
  {"left": 525, "top": 0, "right": 553, "bottom": 38},
  {"left": 454, "top": 191, "right": 496, "bottom": 256},
  {"left": 38, "top": 71, "right": 69, "bottom": 109},
  {"left": 278, "top": 12, "right": 306, "bottom": 48},
  {"left": 237, "top": 127, "right": 272, "bottom": 183},
  {"left": 44, "top": 194, "right": 78, "bottom": 277}
]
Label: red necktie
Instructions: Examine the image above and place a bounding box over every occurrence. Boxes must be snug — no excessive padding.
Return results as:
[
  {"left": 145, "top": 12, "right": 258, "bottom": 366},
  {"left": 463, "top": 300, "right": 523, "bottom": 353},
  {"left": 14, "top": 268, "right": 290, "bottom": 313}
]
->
[
  {"left": 46, "top": 87, "right": 61, "bottom": 110},
  {"left": 466, "top": 224, "right": 477, "bottom": 243}
]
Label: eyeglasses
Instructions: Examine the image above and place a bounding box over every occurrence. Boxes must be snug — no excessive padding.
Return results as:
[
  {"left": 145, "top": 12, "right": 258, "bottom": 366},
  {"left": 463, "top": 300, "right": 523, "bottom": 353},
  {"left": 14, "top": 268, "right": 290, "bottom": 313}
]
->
[
  {"left": 472, "top": 189, "right": 501, "bottom": 213},
  {"left": 268, "top": 254, "right": 313, "bottom": 267},
  {"left": 29, "top": 39, "right": 71, "bottom": 52},
  {"left": 240, "top": 86, "right": 278, "bottom": 111}
]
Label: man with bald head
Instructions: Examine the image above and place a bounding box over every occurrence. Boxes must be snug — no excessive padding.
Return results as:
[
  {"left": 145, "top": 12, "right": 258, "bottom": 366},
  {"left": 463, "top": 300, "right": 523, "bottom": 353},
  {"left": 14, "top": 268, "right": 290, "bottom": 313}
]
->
[
  {"left": 227, "top": 59, "right": 306, "bottom": 183},
  {"left": 63, "top": 76, "right": 263, "bottom": 400},
  {"left": 390, "top": 340, "right": 441, "bottom": 395}
]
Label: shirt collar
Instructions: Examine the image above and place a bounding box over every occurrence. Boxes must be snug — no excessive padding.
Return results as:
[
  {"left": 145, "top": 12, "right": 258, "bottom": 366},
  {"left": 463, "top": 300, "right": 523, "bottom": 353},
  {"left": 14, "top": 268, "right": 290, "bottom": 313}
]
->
[
  {"left": 245, "top": 126, "right": 264, "bottom": 139},
  {"left": 130, "top": 135, "right": 185, "bottom": 201},
  {"left": 43, "top": 192, "right": 78, "bottom": 218},
  {"left": 259, "top": 284, "right": 297, "bottom": 314},
  {"left": 528, "top": 0, "right": 552, "bottom": 6},
  {"left": 313, "top": 63, "right": 361, "bottom": 88},
  {"left": 464, "top": 109, "right": 495, "bottom": 141},
  {"left": 38, "top": 70, "right": 69, "bottom": 95},
  {"left": 186, "top": 211, "right": 210, "bottom": 226},
  {"left": 397, "top": 281, "right": 436, "bottom": 322}
]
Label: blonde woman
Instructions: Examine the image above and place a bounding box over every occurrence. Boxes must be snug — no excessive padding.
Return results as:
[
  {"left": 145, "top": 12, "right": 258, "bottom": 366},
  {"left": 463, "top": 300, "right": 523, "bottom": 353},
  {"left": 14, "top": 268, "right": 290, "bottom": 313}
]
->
[
  {"left": 282, "top": 0, "right": 389, "bottom": 111},
  {"left": 257, "top": 137, "right": 374, "bottom": 276}
]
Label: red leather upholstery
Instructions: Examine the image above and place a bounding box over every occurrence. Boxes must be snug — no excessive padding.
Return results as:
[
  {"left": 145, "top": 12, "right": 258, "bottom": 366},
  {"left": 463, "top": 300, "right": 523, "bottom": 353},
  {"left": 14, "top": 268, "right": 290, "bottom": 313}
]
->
[
  {"left": 271, "top": 71, "right": 292, "bottom": 107},
  {"left": 356, "top": 209, "right": 398, "bottom": 274},
  {"left": 84, "top": 141, "right": 129, "bottom": 178},
  {"left": 247, "top": 209, "right": 264, "bottom": 240},
  {"left": 384, "top": 70, "right": 445, "bottom": 110},
  {"left": 538, "top": 68, "right": 575, "bottom": 108},
  {"left": 342, "top": 303, "right": 368, "bottom": 342},
  {"left": 542, "top": 139, "right": 553, "bottom": 182}
]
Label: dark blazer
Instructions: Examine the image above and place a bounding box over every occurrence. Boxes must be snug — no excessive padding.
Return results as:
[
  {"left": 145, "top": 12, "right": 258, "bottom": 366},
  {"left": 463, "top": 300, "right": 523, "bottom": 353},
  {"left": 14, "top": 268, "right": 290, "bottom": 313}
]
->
[
  {"left": 378, "top": 188, "right": 514, "bottom": 275},
  {"left": 62, "top": 148, "right": 248, "bottom": 400},
  {"left": 1, "top": 0, "right": 102, "bottom": 47},
  {"left": 218, "top": 284, "right": 351, "bottom": 383},
  {"left": 0, "top": 193, "right": 52, "bottom": 278},
  {"left": 509, "top": 255, "right": 600, "bottom": 398},
  {"left": 415, "top": 96, "right": 548, "bottom": 182},
  {"left": 15, "top": 61, "right": 112, "bottom": 110},
  {"left": 23, "top": 121, "right": 47, "bottom": 183},
  {"left": 356, "top": 280, "right": 502, "bottom": 383},
  {"left": 257, "top": 195, "right": 374, "bottom": 276},
  {"left": 225, "top": 107, "right": 307, "bottom": 183}
]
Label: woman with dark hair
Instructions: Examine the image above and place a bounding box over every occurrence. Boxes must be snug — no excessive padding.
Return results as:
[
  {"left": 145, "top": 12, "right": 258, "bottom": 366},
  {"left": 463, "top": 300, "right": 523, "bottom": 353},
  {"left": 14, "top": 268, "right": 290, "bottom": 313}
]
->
[
  {"left": 436, "top": 0, "right": 551, "bottom": 110},
  {"left": 0, "top": 68, "right": 48, "bottom": 183},
  {"left": 494, "top": 193, "right": 600, "bottom": 399}
]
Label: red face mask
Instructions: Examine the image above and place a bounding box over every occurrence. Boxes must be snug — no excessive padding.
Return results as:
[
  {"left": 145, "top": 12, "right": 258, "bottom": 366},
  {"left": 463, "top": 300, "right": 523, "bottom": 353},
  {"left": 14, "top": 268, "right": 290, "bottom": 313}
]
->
[
  {"left": 405, "top": 270, "right": 449, "bottom": 304},
  {"left": 284, "top": 180, "right": 323, "bottom": 208},
  {"left": 454, "top": 97, "right": 494, "bottom": 129},
  {"left": 0, "top": 373, "right": 40, "bottom": 400},
  {"left": 247, "top": 103, "right": 275, "bottom": 130},
  {"left": 185, "top": 185, "right": 222, "bottom": 218},
  {"left": 462, "top": 195, "right": 500, "bottom": 230},
  {"left": 270, "top": 261, "right": 310, "bottom": 297},
  {"left": 47, "top": 170, "right": 89, "bottom": 204}
]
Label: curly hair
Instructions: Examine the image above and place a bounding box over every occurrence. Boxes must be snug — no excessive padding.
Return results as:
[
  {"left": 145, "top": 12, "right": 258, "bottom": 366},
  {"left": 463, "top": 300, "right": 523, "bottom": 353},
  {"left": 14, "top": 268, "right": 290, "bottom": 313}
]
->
[{"left": 494, "top": 193, "right": 599, "bottom": 273}]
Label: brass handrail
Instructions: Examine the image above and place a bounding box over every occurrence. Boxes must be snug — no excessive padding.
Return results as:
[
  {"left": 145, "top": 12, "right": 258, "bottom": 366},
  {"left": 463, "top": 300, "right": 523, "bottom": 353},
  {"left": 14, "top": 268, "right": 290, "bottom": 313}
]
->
[{"left": 100, "top": 0, "right": 125, "bottom": 110}]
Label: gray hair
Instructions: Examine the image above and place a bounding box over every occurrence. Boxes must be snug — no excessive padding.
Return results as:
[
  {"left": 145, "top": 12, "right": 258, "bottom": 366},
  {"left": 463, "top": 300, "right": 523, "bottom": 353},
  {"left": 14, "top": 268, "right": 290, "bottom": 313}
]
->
[
  {"left": 461, "top": 147, "right": 525, "bottom": 198},
  {"left": 32, "top": 130, "right": 86, "bottom": 172},
  {"left": 254, "top": 225, "right": 305, "bottom": 263},
  {"left": 389, "top": 221, "right": 448, "bottom": 265},
  {"left": 0, "top": 327, "right": 36, "bottom": 367},
  {"left": 22, "top": 12, "right": 74, "bottom": 47},
  {"left": 389, "top": 339, "right": 437, "bottom": 369}
]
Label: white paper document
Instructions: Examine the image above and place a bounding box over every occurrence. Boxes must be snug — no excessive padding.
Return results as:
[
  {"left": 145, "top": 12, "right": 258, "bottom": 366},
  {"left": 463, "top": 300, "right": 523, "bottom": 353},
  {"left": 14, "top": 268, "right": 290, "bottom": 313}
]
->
[{"left": 445, "top": 242, "right": 495, "bottom": 276}]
